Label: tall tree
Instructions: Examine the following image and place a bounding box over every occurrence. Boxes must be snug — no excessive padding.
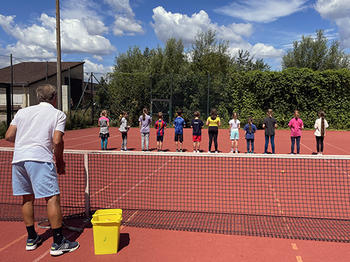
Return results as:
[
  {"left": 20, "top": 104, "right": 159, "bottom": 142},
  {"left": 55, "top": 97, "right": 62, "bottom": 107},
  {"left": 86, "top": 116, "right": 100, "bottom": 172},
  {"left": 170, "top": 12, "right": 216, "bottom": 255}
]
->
[
  {"left": 282, "top": 30, "right": 350, "bottom": 70},
  {"left": 232, "top": 50, "right": 270, "bottom": 72},
  {"left": 191, "top": 30, "right": 231, "bottom": 75}
]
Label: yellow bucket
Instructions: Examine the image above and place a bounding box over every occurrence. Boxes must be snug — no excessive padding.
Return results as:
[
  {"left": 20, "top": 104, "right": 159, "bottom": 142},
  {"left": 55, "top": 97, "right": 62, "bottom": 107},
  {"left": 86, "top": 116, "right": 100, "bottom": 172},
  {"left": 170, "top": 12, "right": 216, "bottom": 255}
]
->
[{"left": 91, "top": 209, "right": 123, "bottom": 255}]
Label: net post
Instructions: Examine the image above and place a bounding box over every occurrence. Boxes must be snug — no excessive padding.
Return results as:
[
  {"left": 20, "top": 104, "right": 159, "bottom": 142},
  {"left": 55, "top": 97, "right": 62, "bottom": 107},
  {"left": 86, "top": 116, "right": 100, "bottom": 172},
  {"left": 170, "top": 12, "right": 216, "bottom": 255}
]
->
[{"left": 84, "top": 153, "right": 91, "bottom": 218}]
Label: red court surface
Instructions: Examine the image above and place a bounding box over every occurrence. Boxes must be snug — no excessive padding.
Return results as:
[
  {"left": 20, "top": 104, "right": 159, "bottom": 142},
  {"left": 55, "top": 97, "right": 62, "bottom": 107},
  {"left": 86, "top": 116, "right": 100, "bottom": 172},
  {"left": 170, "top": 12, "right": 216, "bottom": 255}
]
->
[
  {"left": 1, "top": 221, "right": 350, "bottom": 262},
  {"left": 0, "top": 127, "right": 349, "bottom": 261}
]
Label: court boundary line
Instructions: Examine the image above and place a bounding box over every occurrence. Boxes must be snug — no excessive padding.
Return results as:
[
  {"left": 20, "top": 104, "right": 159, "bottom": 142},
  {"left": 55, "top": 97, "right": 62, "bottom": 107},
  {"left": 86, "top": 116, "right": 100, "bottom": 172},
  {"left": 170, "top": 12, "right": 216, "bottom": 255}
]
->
[{"left": 0, "top": 233, "right": 27, "bottom": 253}]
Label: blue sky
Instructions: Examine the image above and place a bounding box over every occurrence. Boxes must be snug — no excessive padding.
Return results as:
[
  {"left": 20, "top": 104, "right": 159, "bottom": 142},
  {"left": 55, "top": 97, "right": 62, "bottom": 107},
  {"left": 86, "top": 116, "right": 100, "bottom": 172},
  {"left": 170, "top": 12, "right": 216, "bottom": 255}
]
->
[{"left": 0, "top": 0, "right": 349, "bottom": 74}]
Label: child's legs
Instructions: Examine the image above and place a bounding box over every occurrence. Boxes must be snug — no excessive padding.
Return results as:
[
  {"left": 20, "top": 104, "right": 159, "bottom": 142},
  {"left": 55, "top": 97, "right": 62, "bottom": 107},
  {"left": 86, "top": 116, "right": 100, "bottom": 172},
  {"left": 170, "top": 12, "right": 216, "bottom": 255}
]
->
[
  {"left": 251, "top": 139, "right": 254, "bottom": 152},
  {"left": 264, "top": 135, "right": 269, "bottom": 153},
  {"left": 100, "top": 138, "right": 105, "bottom": 150},
  {"left": 145, "top": 133, "right": 149, "bottom": 150},
  {"left": 234, "top": 131, "right": 239, "bottom": 149},
  {"left": 246, "top": 139, "right": 250, "bottom": 152},
  {"left": 270, "top": 135, "right": 275, "bottom": 153},
  {"left": 123, "top": 133, "right": 127, "bottom": 148},
  {"left": 104, "top": 137, "right": 108, "bottom": 149},
  {"left": 296, "top": 136, "right": 301, "bottom": 154},
  {"left": 316, "top": 136, "right": 320, "bottom": 152},
  {"left": 141, "top": 133, "right": 145, "bottom": 150},
  {"left": 320, "top": 136, "right": 324, "bottom": 152},
  {"left": 213, "top": 130, "right": 218, "bottom": 151},
  {"left": 291, "top": 136, "right": 295, "bottom": 153},
  {"left": 208, "top": 131, "right": 213, "bottom": 151}
]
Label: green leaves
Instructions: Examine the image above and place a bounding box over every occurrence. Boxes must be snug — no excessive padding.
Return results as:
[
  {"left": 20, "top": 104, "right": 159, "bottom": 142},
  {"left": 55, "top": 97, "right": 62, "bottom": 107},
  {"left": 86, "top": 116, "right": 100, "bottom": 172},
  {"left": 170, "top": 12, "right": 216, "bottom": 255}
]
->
[{"left": 282, "top": 30, "right": 350, "bottom": 70}]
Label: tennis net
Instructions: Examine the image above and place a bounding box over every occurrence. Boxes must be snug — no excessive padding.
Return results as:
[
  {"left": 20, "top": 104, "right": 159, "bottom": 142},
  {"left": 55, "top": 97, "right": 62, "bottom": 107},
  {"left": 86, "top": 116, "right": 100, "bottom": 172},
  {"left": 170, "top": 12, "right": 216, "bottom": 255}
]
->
[{"left": 0, "top": 147, "right": 349, "bottom": 242}]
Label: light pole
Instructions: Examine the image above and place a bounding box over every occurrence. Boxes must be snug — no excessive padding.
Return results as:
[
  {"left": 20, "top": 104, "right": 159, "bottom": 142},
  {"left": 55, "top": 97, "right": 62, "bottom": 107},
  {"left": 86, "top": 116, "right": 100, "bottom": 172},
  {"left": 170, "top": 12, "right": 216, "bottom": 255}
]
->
[{"left": 56, "top": 0, "right": 62, "bottom": 110}]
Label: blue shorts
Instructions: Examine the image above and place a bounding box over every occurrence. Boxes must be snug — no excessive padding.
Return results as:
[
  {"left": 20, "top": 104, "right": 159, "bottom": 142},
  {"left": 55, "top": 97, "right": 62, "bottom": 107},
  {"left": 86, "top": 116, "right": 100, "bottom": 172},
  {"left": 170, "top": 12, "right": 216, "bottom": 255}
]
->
[
  {"left": 12, "top": 161, "right": 60, "bottom": 199},
  {"left": 230, "top": 129, "right": 239, "bottom": 140}
]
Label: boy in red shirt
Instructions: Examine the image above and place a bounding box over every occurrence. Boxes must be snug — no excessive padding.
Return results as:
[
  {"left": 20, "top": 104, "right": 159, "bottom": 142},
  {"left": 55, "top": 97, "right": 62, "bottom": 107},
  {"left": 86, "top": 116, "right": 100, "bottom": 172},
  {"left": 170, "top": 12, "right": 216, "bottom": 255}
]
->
[{"left": 155, "top": 112, "right": 167, "bottom": 151}]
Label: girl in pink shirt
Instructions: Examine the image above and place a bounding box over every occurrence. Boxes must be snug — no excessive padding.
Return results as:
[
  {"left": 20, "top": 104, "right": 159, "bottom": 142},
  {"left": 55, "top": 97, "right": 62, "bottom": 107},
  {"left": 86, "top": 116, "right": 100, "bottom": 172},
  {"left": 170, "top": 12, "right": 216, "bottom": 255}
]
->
[{"left": 288, "top": 110, "right": 304, "bottom": 154}]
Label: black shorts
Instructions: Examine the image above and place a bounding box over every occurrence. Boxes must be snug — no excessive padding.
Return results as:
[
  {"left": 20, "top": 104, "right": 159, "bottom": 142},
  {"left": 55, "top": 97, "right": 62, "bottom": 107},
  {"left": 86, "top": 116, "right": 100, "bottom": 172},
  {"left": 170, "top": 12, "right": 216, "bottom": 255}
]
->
[
  {"left": 99, "top": 133, "right": 109, "bottom": 139},
  {"left": 157, "top": 135, "right": 164, "bottom": 142},
  {"left": 174, "top": 133, "right": 183, "bottom": 142}
]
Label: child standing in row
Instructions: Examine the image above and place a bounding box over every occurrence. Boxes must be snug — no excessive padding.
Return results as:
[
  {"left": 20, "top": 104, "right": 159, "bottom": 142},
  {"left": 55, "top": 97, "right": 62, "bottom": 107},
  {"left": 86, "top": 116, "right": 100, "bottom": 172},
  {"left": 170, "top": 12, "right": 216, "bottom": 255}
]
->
[
  {"left": 191, "top": 111, "right": 204, "bottom": 152},
  {"left": 139, "top": 108, "right": 151, "bottom": 151},
  {"left": 206, "top": 109, "right": 221, "bottom": 153},
  {"left": 155, "top": 112, "right": 167, "bottom": 151},
  {"left": 98, "top": 110, "right": 110, "bottom": 150},
  {"left": 314, "top": 111, "right": 329, "bottom": 155},
  {"left": 229, "top": 112, "right": 240, "bottom": 153},
  {"left": 119, "top": 111, "right": 130, "bottom": 151},
  {"left": 243, "top": 118, "right": 257, "bottom": 153},
  {"left": 174, "top": 110, "right": 186, "bottom": 152},
  {"left": 288, "top": 110, "right": 304, "bottom": 154}
]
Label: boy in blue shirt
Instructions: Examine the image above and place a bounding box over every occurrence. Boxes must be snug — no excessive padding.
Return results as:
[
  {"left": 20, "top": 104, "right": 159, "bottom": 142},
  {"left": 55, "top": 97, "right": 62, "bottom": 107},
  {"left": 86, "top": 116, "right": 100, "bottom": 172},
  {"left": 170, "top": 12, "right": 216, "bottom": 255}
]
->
[{"left": 173, "top": 109, "right": 186, "bottom": 152}]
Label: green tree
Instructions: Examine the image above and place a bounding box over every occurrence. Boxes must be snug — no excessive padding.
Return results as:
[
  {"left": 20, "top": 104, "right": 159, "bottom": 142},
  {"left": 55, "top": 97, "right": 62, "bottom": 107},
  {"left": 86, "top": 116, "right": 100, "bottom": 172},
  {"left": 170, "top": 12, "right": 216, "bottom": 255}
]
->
[
  {"left": 232, "top": 50, "right": 270, "bottom": 72},
  {"left": 282, "top": 30, "right": 350, "bottom": 70},
  {"left": 191, "top": 30, "right": 231, "bottom": 75}
]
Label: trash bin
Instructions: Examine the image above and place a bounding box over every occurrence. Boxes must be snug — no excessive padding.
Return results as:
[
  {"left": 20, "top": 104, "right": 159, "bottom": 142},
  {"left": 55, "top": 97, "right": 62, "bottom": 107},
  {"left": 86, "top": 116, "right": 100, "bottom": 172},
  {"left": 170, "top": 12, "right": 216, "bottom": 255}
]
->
[{"left": 91, "top": 209, "right": 123, "bottom": 255}]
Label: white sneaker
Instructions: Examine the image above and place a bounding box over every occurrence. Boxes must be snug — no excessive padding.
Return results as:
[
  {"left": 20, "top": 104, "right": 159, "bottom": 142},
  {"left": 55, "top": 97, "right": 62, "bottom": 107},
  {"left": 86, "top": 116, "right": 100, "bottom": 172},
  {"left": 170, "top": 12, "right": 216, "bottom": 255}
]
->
[
  {"left": 215, "top": 151, "right": 218, "bottom": 153},
  {"left": 193, "top": 150, "right": 196, "bottom": 153},
  {"left": 208, "top": 151, "right": 211, "bottom": 153},
  {"left": 235, "top": 150, "right": 238, "bottom": 153}
]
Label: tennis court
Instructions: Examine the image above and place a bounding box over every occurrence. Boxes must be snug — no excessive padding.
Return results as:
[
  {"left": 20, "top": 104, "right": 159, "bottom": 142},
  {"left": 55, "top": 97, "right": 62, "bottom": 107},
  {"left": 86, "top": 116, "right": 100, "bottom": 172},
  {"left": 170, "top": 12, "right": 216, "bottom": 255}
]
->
[{"left": 0, "top": 128, "right": 350, "bottom": 261}]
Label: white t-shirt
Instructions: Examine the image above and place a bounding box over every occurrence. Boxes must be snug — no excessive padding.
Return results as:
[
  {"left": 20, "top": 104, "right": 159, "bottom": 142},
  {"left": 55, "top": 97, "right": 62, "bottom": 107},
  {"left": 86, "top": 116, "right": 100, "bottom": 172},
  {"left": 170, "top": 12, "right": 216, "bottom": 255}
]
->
[
  {"left": 229, "top": 119, "right": 240, "bottom": 131},
  {"left": 314, "top": 118, "right": 329, "bottom": 137},
  {"left": 11, "top": 102, "right": 66, "bottom": 164}
]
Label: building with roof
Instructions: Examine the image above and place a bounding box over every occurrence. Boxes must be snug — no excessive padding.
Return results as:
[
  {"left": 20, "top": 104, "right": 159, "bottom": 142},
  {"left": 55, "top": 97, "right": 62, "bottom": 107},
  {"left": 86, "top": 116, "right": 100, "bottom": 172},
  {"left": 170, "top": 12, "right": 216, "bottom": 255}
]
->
[{"left": 0, "top": 62, "right": 84, "bottom": 120}]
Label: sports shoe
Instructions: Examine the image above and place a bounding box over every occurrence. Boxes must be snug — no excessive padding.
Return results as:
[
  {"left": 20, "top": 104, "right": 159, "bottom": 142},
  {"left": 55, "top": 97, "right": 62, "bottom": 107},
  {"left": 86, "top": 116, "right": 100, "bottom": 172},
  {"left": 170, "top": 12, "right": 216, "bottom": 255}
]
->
[
  {"left": 50, "top": 238, "right": 79, "bottom": 256},
  {"left": 26, "top": 235, "right": 42, "bottom": 251}
]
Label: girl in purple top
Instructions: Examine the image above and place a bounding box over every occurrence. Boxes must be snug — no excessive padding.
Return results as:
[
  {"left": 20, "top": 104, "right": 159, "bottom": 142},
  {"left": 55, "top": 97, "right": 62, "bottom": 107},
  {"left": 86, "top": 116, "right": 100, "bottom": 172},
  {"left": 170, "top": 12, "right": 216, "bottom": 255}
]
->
[
  {"left": 139, "top": 108, "right": 151, "bottom": 151},
  {"left": 288, "top": 110, "right": 304, "bottom": 154}
]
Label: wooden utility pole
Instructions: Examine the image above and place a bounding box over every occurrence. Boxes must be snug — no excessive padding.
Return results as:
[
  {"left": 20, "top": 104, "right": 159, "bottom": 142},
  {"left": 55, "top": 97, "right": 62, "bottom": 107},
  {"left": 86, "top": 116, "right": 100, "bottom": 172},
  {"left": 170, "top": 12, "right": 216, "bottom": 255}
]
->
[{"left": 56, "top": 0, "right": 62, "bottom": 110}]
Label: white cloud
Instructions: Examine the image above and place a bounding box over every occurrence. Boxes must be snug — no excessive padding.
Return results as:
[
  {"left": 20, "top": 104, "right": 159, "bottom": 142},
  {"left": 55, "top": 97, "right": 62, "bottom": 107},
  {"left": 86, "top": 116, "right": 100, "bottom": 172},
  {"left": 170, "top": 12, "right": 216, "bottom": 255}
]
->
[
  {"left": 0, "top": 13, "right": 115, "bottom": 58},
  {"left": 315, "top": 0, "right": 350, "bottom": 48},
  {"left": 62, "top": 0, "right": 108, "bottom": 35},
  {"left": 151, "top": 6, "right": 284, "bottom": 60},
  {"left": 104, "top": 0, "right": 144, "bottom": 36},
  {"left": 215, "top": 0, "right": 308, "bottom": 23},
  {"left": 93, "top": 55, "right": 103, "bottom": 61},
  {"left": 113, "top": 16, "right": 143, "bottom": 36},
  {"left": 250, "top": 43, "right": 284, "bottom": 58},
  {"left": 104, "top": 0, "right": 134, "bottom": 17},
  {"left": 84, "top": 58, "right": 113, "bottom": 75},
  {"left": 152, "top": 6, "right": 251, "bottom": 45}
]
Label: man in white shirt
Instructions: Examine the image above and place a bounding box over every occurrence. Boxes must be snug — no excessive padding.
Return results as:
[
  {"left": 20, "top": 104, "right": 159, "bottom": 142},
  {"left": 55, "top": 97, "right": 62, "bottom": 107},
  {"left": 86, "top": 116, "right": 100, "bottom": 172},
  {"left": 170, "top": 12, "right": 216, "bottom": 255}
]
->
[{"left": 5, "top": 84, "right": 79, "bottom": 256}]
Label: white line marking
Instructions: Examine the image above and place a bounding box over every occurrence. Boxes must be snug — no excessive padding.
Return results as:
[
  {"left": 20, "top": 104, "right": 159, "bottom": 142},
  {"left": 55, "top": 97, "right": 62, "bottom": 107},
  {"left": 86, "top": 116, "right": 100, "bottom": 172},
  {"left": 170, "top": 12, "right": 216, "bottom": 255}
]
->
[{"left": 325, "top": 142, "right": 350, "bottom": 154}]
